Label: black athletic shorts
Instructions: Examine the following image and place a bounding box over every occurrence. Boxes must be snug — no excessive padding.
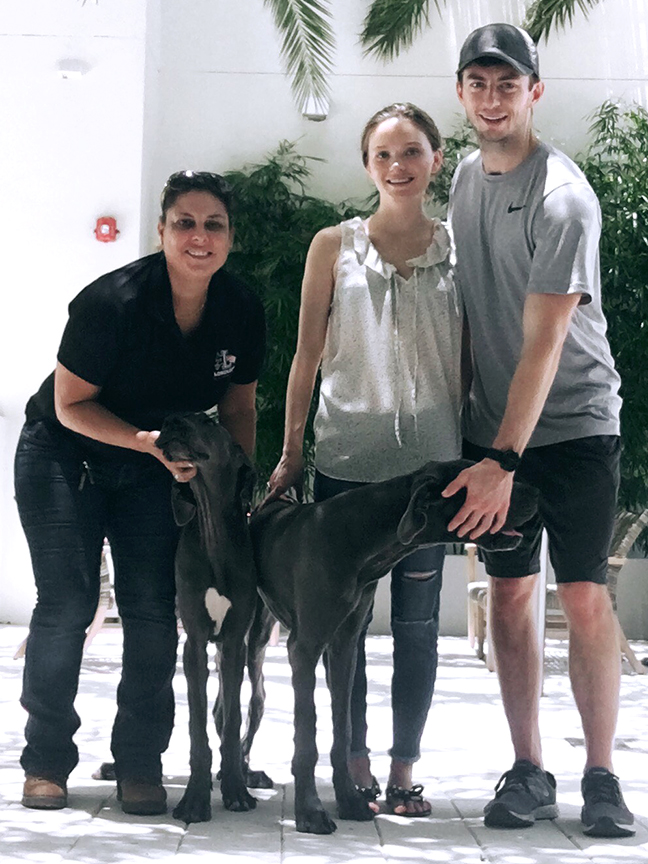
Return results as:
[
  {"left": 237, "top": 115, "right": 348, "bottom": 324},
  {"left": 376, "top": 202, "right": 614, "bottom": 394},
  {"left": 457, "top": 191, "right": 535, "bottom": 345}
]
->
[{"left": 462, "top": 436, "right": 620, "bottom": 584}]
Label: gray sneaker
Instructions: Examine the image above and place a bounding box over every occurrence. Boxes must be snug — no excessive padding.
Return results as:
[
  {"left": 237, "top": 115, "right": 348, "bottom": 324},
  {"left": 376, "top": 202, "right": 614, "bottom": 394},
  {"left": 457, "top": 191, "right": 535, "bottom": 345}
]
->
[
  {"left": 581, "top": 767, "right": 635, "bottom": 837},
  {"left": 484, "top": 759, "right": 559, "bottom": 828}
]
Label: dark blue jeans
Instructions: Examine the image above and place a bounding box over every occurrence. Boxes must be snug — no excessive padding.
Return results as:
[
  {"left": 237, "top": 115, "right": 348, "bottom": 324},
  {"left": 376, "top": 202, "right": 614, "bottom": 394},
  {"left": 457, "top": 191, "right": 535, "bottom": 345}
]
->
[
  {"left": 14, "top": 420, "right": 179, "bottom": 784},
  {"left": 313, "top": 470, "right": 444, "bottom": 765}
]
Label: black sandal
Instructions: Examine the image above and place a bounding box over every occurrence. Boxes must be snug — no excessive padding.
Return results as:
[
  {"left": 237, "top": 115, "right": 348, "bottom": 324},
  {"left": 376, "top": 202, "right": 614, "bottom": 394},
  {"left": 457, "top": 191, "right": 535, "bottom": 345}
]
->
[
  {"left": 385, "top": 783, "right": 431, "bottom": 817},
  {"left": 356, "top": 775, "right": 381, "bottom": 802}
]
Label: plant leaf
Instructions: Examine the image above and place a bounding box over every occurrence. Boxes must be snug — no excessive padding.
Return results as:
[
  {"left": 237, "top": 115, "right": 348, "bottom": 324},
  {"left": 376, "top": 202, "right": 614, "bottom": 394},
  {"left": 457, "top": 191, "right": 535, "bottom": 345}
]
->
[
  {"left": 361, "top": 0, "right": 445, "bottom": 62},
  {"left": 223, "top": 142, "right": 368, "bottom": 494},
  {"left": 264, "top": 0, "right": 335, "bottom": 107},
  {"left": 524, "top": 0, "right": 604, "bottom": 43},
  {"left": 577, "top": 100, "right": 648, "bottom": 519}
]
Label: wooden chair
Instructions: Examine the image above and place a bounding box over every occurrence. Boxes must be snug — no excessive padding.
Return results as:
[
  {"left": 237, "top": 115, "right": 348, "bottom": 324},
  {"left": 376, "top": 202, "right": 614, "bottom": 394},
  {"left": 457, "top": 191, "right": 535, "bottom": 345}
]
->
[{"left": 466, "top": 542, "right": 645, "bottom": 675}]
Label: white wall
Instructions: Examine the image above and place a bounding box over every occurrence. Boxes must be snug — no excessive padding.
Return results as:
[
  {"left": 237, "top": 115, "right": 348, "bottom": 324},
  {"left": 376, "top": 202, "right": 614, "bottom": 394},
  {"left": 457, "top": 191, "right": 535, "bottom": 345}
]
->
[
  {"left": 1, "top": 0, "right": 647, "bottom": 629},
  {"left": 0, "top": 0, "right": 153, "bottom": 623},
  {"left": 152, "top": 0, "right": 647, "bottom": 212}
]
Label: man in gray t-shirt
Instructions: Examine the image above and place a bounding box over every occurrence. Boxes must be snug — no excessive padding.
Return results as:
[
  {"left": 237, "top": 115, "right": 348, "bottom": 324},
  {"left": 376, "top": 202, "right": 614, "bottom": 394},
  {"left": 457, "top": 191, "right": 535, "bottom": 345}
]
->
[
  {"left": 451, "top": 142, "right": 621, "bottom": 447},
  {"left": 445, "top": 23, "right": 633, "bottom": 839}
]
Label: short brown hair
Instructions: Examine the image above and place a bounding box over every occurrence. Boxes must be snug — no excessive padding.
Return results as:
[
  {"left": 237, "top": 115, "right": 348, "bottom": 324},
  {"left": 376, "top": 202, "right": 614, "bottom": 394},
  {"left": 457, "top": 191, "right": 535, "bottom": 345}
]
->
[
  {"left": 457, "top": 56, "right": 540, "bottom": 87},
  {"left": 361, "top": 103, "right": 442, "bottom": 166}
]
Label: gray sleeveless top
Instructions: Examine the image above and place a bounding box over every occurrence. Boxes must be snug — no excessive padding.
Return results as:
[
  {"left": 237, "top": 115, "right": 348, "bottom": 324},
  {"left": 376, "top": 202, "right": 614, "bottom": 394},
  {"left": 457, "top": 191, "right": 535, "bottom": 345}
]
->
[{"left": 313, "top": 216, "right": 462, "bottom": 483}]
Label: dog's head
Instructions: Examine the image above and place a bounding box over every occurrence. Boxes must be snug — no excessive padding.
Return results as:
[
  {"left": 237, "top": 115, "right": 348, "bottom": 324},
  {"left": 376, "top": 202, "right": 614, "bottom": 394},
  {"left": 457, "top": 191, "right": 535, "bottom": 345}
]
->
[
  {"left": 156, "top": 412, "right": 225, "bottom": 465},
  {"left": 156, "top": 412, "right": 256, "bottom": 527},
  {"left": 397, "top": 459, "right": 537, "bottom": 551}
]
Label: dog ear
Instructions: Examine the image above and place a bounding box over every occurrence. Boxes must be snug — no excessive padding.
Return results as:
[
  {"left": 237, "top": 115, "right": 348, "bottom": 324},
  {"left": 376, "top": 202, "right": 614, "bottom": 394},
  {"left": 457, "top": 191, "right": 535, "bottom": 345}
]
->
[
  {"left": 171, "top": 483, "right": 197, "bottom": 526},
  {"left": 397, "top": 468, "right": 448, "bottom": 545},
  {"left": 397, "top": 482, "right": 438, "bottom": 544},
  {"left": 236, "top": 460, "right": 257, "bottom": 512}
]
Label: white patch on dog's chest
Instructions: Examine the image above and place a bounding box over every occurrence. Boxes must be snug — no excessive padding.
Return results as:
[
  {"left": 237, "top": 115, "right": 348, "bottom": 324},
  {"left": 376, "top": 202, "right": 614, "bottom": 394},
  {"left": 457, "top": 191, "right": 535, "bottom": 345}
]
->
[{"left": 204, "top": 587, "right": 231, "bottom": 635}]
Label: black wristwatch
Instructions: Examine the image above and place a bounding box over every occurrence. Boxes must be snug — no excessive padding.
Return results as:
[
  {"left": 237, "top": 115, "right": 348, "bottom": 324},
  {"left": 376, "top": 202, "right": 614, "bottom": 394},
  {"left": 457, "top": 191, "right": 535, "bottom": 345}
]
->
[{"left": 484, "top": 447, "right": 521, "bottom": 472}]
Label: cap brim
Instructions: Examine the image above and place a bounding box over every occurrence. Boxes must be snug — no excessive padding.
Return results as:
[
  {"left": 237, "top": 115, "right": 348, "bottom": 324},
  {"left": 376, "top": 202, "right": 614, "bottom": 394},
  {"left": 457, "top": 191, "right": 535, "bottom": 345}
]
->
[{"left": 458, "top": 49, "right": 535, "bottom": 77}]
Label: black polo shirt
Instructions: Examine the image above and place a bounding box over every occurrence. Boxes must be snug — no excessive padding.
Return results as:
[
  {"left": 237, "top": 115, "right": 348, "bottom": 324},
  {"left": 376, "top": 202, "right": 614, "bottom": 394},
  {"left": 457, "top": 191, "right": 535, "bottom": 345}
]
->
[{"left": 26, "top": 252, "right": 265, "bottom": 457}]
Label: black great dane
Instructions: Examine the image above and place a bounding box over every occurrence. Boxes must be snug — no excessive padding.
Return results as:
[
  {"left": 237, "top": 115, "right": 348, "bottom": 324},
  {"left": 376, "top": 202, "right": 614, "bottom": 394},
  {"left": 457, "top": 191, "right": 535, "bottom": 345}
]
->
[
  {"left": 156, "top": 412, "right": 266, "bottom": 823},
  {"left": 248, "top": 461, "right": 537, "bottom": 834}
]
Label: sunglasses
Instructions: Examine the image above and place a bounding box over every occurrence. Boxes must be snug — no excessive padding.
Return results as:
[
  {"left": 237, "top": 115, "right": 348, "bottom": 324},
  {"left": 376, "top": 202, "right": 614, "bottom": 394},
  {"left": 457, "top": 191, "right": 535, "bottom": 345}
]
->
[{"left": 163, "top": 170, "right": 233, "bottom": 196}]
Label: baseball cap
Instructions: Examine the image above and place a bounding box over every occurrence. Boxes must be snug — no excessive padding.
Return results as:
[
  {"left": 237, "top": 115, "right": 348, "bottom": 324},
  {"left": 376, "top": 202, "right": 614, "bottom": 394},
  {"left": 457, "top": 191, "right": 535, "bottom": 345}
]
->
[{"left": 457, "top": 23, "right": 539, "bottom": 78}]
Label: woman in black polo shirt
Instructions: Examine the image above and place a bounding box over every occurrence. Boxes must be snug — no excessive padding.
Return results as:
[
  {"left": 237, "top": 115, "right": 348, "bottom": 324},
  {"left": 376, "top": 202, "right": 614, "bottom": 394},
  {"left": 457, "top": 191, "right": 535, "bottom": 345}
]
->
[{"left": 14, "top": 172, "right": 265, "bottom": 815}]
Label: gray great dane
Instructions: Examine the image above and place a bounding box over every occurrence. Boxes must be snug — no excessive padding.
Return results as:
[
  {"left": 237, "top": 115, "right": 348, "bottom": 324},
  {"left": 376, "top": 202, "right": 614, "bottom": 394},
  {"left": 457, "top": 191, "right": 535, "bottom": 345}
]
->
[
  {"left": 156, "top": 412, "right": 266, "bottom": 824},
  {"left": 249, "top": 460, "right": 537, "bottom": 834},
  {"left": 155, "top": 413, "right": 537, "bottom": 834}
]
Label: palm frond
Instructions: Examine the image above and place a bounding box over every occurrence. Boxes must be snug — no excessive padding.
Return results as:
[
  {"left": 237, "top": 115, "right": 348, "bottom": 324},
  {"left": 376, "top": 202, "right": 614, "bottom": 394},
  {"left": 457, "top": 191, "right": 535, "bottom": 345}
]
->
[
  {"left": 360, "top": 0, "right": 445, "bottom": 62},
  {"left": 264, "top": 0, "right": 335, "bottom": 107},
  {"left": 524, "top": 0, "right": 604, "bottom": 43}
]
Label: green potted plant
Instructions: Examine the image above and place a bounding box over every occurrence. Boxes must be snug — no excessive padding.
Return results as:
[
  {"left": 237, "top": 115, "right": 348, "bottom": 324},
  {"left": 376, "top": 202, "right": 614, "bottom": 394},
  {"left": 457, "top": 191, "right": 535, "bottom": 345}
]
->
[{"left": 223, "top": 142, "right": 363, "bottom": 489}]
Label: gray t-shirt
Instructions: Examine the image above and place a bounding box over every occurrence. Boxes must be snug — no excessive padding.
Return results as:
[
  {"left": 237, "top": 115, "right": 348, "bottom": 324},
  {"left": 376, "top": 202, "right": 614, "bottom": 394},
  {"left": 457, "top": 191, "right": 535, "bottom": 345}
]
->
[{"left": 448, "top": 142, "right": 621, "bottom": 448}]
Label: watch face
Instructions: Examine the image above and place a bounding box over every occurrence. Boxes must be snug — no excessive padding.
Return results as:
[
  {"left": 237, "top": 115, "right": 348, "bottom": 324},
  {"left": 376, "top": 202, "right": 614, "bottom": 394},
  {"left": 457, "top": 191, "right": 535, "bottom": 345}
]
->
[
  {"left": 488, "top": 448, "right": 520, "bottom": 471},
  {"left": 501, "top": 451, "right": 518, "bottom": 471}
]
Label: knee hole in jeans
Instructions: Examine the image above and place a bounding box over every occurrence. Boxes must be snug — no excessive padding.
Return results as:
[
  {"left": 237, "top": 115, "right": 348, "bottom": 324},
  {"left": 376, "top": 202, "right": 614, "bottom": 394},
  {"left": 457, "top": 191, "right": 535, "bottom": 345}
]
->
[{"left": 401, "top": 569, "right": 436, "bottom": 581}]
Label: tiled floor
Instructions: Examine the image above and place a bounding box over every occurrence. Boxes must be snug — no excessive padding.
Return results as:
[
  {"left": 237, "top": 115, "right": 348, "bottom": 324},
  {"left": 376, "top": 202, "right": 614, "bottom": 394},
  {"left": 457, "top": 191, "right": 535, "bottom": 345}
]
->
[{"left": 2, "top": 624, "right": 648, "bottom": 863}]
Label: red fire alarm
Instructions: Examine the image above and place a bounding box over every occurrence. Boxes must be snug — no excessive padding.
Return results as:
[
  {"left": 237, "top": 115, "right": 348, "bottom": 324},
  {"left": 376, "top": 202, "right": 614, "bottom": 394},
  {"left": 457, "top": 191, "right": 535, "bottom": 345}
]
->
[{"left": 94, "top": 216, "right": 120, "bottom": 242}]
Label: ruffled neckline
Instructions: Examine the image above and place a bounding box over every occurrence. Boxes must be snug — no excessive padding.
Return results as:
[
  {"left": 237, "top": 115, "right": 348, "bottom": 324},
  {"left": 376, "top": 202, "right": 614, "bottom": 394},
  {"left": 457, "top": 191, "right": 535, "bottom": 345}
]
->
[{"left": 348, "top": 215, "right": 451, "bottom": 280}]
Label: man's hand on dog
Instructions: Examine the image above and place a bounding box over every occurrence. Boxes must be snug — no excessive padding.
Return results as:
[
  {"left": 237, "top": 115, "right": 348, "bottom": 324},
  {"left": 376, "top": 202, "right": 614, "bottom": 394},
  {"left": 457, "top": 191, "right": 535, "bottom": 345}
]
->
[
  {"left": 442, "top": 459, "right": 514, "bottom": 539},
  {"left": 137, "top": 430, "right": 198, "bottom": 483},
  {"left": 263, "top": 451, "right": 305, "bottom": 505}
]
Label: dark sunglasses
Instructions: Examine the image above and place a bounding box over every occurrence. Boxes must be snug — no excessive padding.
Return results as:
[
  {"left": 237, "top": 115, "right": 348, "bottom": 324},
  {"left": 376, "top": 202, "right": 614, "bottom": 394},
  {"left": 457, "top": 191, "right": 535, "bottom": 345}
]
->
[{"left": 160, "top": 171, "right": 234, "bottom": 218}]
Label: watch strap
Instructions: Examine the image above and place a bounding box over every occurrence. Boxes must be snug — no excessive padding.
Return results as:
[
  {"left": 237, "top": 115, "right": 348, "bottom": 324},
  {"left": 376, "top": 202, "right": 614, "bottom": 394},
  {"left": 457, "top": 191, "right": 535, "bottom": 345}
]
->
[{"left": 484, "top": 447, "right": 521, "bottom": 472}]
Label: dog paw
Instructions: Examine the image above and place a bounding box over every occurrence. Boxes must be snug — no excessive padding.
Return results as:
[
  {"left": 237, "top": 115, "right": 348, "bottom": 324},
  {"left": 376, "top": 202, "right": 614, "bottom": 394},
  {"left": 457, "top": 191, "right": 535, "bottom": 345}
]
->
[
  {"left": 221, "top": 782, "right": 257, "bottom": 812},
  {"left": 336, "top": 792, "right": 376, "bottom": 822},
  {"left": 245, "top": 768, "right": 274, "bottom": 789},
  {"left": 92, "top": 761, "right": 116, "bottom": 781},
  {"left": 173, "top": 790, "right": 212, "bottom": 824},
  {"left": 296, "top": 807, "right": 338, "bottom": 834}
]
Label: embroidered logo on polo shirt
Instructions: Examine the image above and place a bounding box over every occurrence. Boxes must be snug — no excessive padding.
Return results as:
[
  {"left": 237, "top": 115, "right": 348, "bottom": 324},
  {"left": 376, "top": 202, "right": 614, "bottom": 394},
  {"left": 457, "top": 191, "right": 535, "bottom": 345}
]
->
[
  {"left": 214, "top": 350, "right": 236, "bottom": 378},
  {"left": 507, "top": 203, "right": 525, "bottom": 213}
]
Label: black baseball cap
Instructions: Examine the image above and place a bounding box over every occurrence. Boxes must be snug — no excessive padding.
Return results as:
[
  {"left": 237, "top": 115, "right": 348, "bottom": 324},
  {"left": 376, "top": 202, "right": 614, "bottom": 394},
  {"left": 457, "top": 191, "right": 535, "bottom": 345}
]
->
[{"left": 457, "top": 23, "right": 539, "bottom": 78}]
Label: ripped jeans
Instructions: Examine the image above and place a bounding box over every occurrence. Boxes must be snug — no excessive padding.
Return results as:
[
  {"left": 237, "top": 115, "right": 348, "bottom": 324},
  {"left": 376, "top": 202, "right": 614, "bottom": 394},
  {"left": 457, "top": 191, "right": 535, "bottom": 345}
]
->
[{"left": 313, "top": 471, "right": 444, "bottom": 765}]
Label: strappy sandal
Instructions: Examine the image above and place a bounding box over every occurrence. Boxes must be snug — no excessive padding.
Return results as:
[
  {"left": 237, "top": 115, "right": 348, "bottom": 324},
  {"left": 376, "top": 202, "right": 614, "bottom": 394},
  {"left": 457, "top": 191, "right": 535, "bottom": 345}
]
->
[
  {"left": 356, "top": 775, "right": 381, "bottom": 802},
  {"left": 385, "top": 783, "right": 431, "bottom": 817}
]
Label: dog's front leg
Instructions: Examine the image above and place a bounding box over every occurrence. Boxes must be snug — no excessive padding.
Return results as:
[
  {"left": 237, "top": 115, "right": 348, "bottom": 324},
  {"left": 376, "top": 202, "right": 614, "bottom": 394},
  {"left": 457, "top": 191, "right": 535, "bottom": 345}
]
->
[
  {"left": 288, "top": 635, "right": 337, "bottom": 834},
  {"left": 218, "top": 628, "right": 257, "bottom": 812},
  {"left": 215, "top": 597, "right": 275, "bottom": 789},
  {"left": 173, "top": 632, "right": 213, "bottom": 824},
  {"left": 325, "top": 587, "right": 378, "bottom": 822}
]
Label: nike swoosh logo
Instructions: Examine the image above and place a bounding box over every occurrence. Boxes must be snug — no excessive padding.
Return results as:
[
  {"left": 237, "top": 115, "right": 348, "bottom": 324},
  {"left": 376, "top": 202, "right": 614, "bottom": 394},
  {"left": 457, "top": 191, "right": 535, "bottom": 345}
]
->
[{"left": 507, "top": 204, "right": 525, "bottom": 213}]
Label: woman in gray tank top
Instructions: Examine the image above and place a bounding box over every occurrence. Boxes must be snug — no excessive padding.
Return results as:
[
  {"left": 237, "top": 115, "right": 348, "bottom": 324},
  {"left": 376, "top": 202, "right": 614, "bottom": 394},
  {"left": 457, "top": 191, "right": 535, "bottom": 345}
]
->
[{"left": 266, "top": 104, "right": 462, "bottom": 817}]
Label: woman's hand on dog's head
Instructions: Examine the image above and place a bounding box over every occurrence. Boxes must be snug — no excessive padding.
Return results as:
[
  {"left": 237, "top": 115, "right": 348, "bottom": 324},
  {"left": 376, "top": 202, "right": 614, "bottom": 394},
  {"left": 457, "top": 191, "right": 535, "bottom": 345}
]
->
[{"left": 136, "top": 429, "right": 198, "bottom": 483}]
